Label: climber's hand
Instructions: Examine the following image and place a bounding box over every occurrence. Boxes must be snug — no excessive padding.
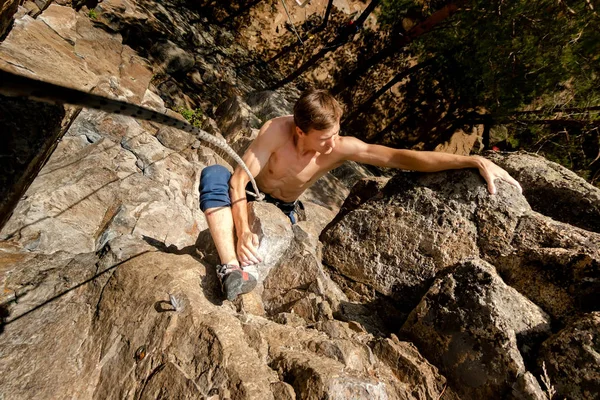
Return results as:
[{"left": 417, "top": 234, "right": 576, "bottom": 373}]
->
[
  {"left": 237, "top": 231, "right": 262, "bottom": 266},
  {"left": 476, "top": 157, "right": 523, "bottom": 195}
]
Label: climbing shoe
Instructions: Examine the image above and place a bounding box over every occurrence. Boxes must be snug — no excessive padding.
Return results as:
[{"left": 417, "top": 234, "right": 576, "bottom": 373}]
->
[{"left": 216, "top": 264, "right": 257, "bottom": 301}]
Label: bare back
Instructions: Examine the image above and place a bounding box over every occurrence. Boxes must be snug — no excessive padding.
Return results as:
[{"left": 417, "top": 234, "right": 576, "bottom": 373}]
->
[{"left": 252, "top": 116, "right": 344, "bottom": 202}]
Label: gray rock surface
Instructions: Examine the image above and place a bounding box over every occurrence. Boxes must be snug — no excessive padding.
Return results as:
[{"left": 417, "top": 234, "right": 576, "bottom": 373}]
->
[
  {"left": 486, "top": 151, "right": 600, "bottom": 233},
  {"left": 538, "top": 312, "right": 600, "bottom": 400},
  {"left": 150, "top": 39, "right": 195, "bottom": 74},
  {"left": 2, "top": 2, "right": 599, "bottom": 399},
  {"left": 322, "top": 170, "right": 492, "bottom": 309},
  {"left": 322, "top": 163, "right": 600, "bottom": 322},
  {"left": 401, "top": 259, "right": 550, "bottom": 398},
  {"left": 1, "top": 107, "right": 208, "bottom": 254}
]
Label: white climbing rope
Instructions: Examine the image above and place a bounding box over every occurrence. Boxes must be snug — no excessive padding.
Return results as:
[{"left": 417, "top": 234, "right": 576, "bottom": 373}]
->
[
  {"left": 281, "top": 0, "right": 304, "bottom": 45},
  {"left": 0, "top": 69, "right": 265, "bottom": 201}
]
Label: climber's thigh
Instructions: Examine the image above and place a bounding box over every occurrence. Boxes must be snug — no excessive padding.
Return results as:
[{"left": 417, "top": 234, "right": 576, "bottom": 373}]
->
[{"left": 200, "top": 165, "right": 232, "bottom": 211}]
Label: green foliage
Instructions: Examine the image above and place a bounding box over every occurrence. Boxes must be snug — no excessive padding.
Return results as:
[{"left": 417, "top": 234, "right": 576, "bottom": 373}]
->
[
  {"left": 378, "top": 0, "right": 423, "bottom": 27},
  {"left": 371, "top": 0, "right": 600, "bottom": 185},
  {"left": 408, "top": 0, "right": 598, "bottom": 114},
  {"left": 176, "top": 106, "right": 204, "bottom": 128},
  {"left": 88, "top": 8, "right": 97, "bottom": 19}
]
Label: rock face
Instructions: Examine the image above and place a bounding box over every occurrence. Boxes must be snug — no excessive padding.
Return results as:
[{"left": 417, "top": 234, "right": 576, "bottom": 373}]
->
[
  {"left": 401, "top": 259, "right": 551, "bottom": 398},
  {"left": 321, "top": 154, "right": 599, "bottom": 397},
  {"left": 0, "top": 239, "right": 453, "bottom": 400},
  {"left": 1, "top": 1, "right": 598, "bottom": 399},
  {"left": 322, "top": 166, "right": 600, "bottom": 322},
  {"left": 538, "top": 312, "right": 600, "bottom": 399},
  {"left": 0, "top": 3, "right": 153, "bottom": 232},
  {"left": 321, "top": 170, "right": 498, "bottom": 310},
  {"left": 486, "top": 151, "right": 600, "bottom": 234}
]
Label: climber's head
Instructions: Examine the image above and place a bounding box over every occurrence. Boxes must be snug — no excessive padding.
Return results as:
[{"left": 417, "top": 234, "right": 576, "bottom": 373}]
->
[{"left": 294, "top": 88, "right": 343, "bottom": 154}]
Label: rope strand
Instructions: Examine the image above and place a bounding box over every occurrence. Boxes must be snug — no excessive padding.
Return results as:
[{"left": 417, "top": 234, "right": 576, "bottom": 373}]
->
[{"left": 0, "top": 69, "right": 264, "bottom": 201}]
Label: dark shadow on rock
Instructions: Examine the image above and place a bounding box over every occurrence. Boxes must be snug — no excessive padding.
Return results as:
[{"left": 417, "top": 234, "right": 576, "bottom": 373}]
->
[
  {"left": 201, "top": 259, "right": 224, "bottom": 307},
  {"left": 194, "top": 229, "right": 220, "bottom": 266},
  {"left": 142, "top": 235, "right": 203, "bottom": 259},
  {"left": 516, "top": 323, "right": 553, "bottom": 374},
  {"left": 154, "top": 300, "right": 177, "bottom": 313},
  {"left": 0, "top": 252, "right": 149, "bottom": 330},
  {"left": 333, "top": 297, "right": 407, "bottom": 338},
  {"left": 0, "top": 303, "right": 9, "bottom": 335},
  {"left": 141, "top": 235, "right": 224, "bottom": 306}
]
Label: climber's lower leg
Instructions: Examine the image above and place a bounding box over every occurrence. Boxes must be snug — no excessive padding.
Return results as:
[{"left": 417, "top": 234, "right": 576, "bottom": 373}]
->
[
  {"left": 200, "top": 165, "right": 257, "bottom": 300},
  {"left": 199, "top": 165, "right": 239, "bottom": 265},
  {"left": 204, "top": 206, "right": 239, "bottom": 266}
]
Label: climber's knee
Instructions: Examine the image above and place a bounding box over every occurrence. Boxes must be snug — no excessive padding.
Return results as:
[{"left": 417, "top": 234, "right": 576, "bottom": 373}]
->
[{"left": 200, "top": 165, "right": 232, "bottom": 212}]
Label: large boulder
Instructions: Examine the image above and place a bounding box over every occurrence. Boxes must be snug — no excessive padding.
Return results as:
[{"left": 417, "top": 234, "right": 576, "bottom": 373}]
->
[
  {"left": 321, "top": 169, "right": 503, "bottom": 311},
  {"left": 0, "top": 242, "right": 457, "bottom": 400},
  {"left": 401, "top": 259, "right": 551, "bottom": 398},
  {"left": 486, "top": 151, "right": 600, "bottom": 234},
  {"left": 538, "top": 312, "right": 600, "bottom": 400},
  {"left": 322, "top": 157, "right": 600, "bottom": 322},
  {"left": 495, "top": 228, "right": 600, "bottom": 322}
]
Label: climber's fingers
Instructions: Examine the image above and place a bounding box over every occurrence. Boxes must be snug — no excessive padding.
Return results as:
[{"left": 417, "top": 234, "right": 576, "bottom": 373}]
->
[
  {"left": 502, "top": 174, "right": 523, "bottom": 194},
  {"left": 478, "top": 159, "right": 522, "bottom": 195},
  {"left": 237, "top": 232, "right": 262, "bottom": 266}
]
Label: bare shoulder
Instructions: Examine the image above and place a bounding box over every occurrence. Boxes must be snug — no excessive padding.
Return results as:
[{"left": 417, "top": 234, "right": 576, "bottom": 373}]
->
[{"left": 257, "top": 115, "right": 294, "bottom": 145}]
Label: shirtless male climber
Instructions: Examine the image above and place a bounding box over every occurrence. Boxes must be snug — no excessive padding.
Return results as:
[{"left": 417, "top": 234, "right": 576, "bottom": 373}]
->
[{"left": 199, "top": 88, "right": 522, "bottom": 301}]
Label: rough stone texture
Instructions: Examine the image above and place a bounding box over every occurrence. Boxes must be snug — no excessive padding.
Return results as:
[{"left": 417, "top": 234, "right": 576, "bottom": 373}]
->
[
  {"left": 262, "top": 233, "right": 347, "bottom": 323},
  {"left": 247, "top": 202, "right": 295, "bottom": 284},
  {"left": 322, "top": 170, "right": 496, "bottom": 309},
  {"left": 1, "top": 107, "right": 207, "bottom": 254},
  {"left": 511, "top": 372, "right": 547, "bottom": 400},
  {"left": 401, "top": 259, "right": 550, "bottom": 399},
  {"left": 150, "top": 39, "right": 195, "bottom": 74},
  {"left": 215, "top": 95, "right": 262, "bottom": 139},
  {"left": 495, "top": 232, "right": 600, "bottom": 322},
  {"left": 322, "top": 176, "right": 390, "bottom": 232},
  {"left": 322, "top": 160, "right": 600, "bottom": 323},
  {"left": 245, "top": 90, "right": 294, "bottom": 123},
  {"left": 0, "top": 251, "right": 278, "bottom": 399},
  {"left": 486, "top": 151, "right": 600, "bottom": 234},
  {"left": 370, "top": 336, "right": 461, "bottom": 400},
  {"left": 242, "top": 316, "right": 453, "bottom": 400},
  {"left": 0, "top": 4, "right": 154, "bottom": 232},
  {"left": 538, "top": 312, "right": 600, "bottom": 400},
  {"left": 0, "top": 243, "right": 456, "bottom": 400}
]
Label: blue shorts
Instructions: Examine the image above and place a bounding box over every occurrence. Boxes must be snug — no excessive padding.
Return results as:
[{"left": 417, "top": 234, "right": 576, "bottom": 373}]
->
[{"left": 199, "top": 165, "right": 304, "bottom": 224}]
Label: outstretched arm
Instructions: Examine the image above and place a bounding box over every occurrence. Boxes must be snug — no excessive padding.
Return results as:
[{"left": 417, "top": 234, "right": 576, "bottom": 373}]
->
[{"left": 337, "top": 136, "right": 522, "bottom": 195}]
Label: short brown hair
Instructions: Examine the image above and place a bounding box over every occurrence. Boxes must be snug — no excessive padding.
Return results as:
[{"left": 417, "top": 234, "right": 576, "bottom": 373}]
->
[{"left": 293, "top": 88, "right": 343, "bottom": 133}]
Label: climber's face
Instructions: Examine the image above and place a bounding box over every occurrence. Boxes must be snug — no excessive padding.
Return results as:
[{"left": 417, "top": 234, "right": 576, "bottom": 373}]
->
[{"left": 299, "top": 121, "right": 340, "bottom": 155}]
